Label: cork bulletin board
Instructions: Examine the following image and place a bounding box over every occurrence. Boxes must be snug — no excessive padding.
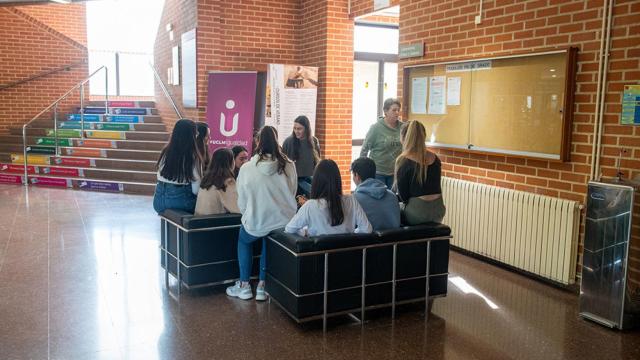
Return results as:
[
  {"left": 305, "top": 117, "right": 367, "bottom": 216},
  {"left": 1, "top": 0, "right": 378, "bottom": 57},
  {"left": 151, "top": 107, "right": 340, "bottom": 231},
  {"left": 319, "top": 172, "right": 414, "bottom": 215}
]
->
[{"left": 404, "top": 48, "right": 578, "bottom": 161}]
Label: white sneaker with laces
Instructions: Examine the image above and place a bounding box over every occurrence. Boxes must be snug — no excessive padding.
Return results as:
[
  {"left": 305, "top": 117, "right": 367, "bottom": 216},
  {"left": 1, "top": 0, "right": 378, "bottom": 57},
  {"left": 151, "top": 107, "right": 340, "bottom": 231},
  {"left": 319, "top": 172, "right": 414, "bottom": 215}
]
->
[
  {"left": 226, "top": 281, "right": 253, "bottom": 300},
  {"left": 255, "top": 283, "right": 267, "bottom": 301}
]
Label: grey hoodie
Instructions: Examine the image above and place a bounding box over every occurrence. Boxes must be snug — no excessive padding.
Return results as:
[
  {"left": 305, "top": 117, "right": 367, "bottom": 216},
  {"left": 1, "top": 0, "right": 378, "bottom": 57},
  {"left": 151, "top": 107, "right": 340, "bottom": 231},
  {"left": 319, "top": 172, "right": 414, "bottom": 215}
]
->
[
  {"left": 353, "top": 178, "right": 401, "bottom": 231},
  {"left": 237, "top": 154, "right": 298, "bottom": 236}
]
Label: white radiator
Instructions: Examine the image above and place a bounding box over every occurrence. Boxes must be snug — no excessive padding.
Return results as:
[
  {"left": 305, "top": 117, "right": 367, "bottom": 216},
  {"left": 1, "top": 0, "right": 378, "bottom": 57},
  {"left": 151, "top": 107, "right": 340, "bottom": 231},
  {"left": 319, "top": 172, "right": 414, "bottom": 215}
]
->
[{"left": 442, "top": 177, "right": 582, "bottom": 285}]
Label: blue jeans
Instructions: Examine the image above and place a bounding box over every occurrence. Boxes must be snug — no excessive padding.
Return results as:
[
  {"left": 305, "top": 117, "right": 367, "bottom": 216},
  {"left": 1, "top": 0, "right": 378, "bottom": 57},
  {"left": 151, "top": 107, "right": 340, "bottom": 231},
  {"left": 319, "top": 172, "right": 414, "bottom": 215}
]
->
[
  {"left": 152, "top": 181, "right": 197, "bottom": 214},
  {"left": 297, "top": 176, "right": 312, "bottom": 197},
  {"left": 375, "top": 173, "right": 394, "bottom": 190},
  {"left": 237, "top": 226, "right": 266, "bottom": 282}
]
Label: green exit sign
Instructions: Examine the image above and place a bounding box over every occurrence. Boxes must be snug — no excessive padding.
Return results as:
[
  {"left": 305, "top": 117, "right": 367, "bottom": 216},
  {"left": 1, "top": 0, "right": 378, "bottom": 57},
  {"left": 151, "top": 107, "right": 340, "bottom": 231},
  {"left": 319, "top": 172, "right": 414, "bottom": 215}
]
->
[{"left": 399, "top": 43, "right": 424, "bottom": 59}]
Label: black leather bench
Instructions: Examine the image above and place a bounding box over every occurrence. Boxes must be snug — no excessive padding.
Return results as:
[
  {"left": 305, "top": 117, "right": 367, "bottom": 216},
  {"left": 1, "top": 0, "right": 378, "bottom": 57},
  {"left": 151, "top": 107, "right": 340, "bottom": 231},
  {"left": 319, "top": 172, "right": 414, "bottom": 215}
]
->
[
  {"left": 159, "top": 209, "right": 261, "bottom": 294},
  {"left": 265, "top": 223, "right": 451, "bottom": 330}
]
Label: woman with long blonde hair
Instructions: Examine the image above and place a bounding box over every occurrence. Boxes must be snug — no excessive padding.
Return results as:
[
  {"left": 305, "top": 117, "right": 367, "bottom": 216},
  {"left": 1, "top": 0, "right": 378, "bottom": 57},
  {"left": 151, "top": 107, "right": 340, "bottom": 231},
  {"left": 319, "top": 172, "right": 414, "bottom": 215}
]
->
[{"left": 394, "top": 120, "right": 445, "bottom": 225}]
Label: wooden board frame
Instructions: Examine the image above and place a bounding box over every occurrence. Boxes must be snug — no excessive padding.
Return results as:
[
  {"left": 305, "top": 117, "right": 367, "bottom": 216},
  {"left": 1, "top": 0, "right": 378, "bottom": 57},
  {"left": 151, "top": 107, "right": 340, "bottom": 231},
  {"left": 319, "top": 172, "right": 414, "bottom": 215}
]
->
[{"left": 402, "top": 47, "right": 579, "bottom": 162}]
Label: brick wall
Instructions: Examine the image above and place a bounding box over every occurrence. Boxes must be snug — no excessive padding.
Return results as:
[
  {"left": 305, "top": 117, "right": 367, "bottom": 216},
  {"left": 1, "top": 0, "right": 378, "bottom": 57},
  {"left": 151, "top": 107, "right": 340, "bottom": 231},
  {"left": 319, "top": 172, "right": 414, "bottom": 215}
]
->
[
  {"left": 300, "top": 0, "right": 355, "bottom": 190},
  {"left": 398, "top": 0, "right": 640, "bottom": 284},
  {"left": 153, "top": 0, "right": 198, "bottom": 129},
  {"left": 18, "top": 3, "right": 87, "bottom": 46},
  {"left": 0, "top": 7, "right": 88, "bottom": 135}
]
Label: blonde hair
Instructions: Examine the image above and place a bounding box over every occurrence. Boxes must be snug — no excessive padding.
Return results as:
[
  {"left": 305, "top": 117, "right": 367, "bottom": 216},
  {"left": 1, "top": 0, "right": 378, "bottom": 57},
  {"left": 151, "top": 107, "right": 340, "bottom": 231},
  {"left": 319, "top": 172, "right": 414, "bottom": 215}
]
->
[{"left": 395, "top": 120, "right": 428, "bottom": 185}]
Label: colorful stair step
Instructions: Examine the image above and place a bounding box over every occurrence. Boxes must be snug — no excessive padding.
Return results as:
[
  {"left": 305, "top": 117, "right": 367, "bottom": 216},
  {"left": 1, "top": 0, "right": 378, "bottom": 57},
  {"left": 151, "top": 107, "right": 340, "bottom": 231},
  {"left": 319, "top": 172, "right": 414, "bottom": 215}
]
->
[
  {"left": 11, "top": 154, "right": 50, "bottom": 165},
  {"left": 85, "top": 131, "right": 126, "bottom": 140},
  {"left": 28, "top": 146, "right": 56, "bottom": 155},
  {"left": 108, "top": 101, "right": 138, "bottom": 108},
  {"left": 46, "top": 129, "right": 81, "bottom": 138},
  {"left": 76, "top": 139, "right": 117, "bottom": 149},
  {"left": 39, "top": 166, "right": 83, "bottom": 177},
  {"left": 30, "top": 176, "right": 72, "bottom": 188},
  {"left": 64, "top": 148, "right": 107, "bottom": 158},
  {"left": 76, "top": 180, "right": 124, "bottom": 192},
  {"left": 52, "top": 157, "right": 96, "bottom": 167},
  {"left": 0, "top": 173, "right": 23, "bottom": 184},
  {"left": 59, "top": 122, "right": 134, "bottom": 131},
  {"left": 79, "top": 107, "right": 152, "bottom": 115},
  {"left": 1, "top": 163, "right": 37, "bottom": 174},
  {"left": 67, "top": 114, "right": 143, "bottom": 123},
  {"left": 35, "top": 138, "right": 72, "bottom": 146}
]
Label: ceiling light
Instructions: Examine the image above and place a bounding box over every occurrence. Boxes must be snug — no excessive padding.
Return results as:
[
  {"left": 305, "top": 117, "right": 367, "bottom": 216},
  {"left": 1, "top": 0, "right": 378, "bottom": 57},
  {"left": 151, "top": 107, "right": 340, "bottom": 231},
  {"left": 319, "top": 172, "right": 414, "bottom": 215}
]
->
[{"left": 51, "top": 0, "right": 72, "bottom": 4}]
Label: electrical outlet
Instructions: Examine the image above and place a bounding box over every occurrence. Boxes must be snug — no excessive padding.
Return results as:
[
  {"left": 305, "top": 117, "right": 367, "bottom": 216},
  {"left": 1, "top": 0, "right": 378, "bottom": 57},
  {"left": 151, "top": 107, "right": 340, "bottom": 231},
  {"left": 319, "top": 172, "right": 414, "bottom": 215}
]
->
[{"left": 474, "top": 15, "right": 482, "bottom": 25}]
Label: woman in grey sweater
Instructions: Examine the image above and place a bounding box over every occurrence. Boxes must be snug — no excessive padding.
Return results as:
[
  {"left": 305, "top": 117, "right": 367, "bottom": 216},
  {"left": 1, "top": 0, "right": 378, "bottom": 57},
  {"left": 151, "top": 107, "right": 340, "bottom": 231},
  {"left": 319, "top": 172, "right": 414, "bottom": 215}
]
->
[{"left": 283, "top": 115, "right": 321, "bottom": 199}]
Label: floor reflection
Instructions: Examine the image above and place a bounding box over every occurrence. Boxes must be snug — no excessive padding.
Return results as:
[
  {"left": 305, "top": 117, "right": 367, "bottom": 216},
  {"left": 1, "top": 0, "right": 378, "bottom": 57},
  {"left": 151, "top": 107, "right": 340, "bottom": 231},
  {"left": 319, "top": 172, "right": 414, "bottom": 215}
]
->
[{"left": 0, "top": 185, "right": 639, "bottom": 360}]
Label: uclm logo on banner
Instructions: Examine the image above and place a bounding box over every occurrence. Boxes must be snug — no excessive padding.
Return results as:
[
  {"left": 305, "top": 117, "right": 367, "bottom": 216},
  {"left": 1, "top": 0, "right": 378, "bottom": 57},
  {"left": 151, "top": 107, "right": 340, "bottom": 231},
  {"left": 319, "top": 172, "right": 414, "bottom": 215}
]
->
[
  {"left": 220, "top": 100, "right": 239, "bottom": 137},
  {"left": 206, "top": 72, "right": 257, "bottom": 155}
]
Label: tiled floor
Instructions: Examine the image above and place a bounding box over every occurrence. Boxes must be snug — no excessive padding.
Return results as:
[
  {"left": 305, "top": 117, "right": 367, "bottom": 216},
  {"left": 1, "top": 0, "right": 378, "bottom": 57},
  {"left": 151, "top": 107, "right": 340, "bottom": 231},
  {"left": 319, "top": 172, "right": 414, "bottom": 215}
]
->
[{"left": 0, "top": 185, "right": 638, "bottom": 360}]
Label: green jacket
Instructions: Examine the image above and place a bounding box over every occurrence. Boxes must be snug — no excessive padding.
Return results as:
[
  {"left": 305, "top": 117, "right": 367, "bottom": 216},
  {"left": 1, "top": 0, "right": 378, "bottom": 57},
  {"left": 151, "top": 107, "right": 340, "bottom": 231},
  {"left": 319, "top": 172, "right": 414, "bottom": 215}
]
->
[{"left": 360, "top": 117, "right": 402, "bottom": 176}]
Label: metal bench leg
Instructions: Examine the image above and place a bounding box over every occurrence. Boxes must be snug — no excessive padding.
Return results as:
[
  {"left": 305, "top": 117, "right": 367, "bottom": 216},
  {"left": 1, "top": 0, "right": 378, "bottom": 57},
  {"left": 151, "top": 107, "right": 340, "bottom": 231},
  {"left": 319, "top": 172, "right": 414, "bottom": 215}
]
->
[
  {"left": 323, "top": 253, "right": 329, "bottom": 333},
  {"left": 176, "top": 227, "right": 181, "bottom": 295},
  {"left": 392, "top": 244, "right": 397, "bottom": 320},
  {"left": 361, "top": 248, "right": 366, "bottom": 325},
  {"left": 164, "top": 219, "right": 169, "bottom": 289},
  {"left": 425, "top": 241, "right": 431, "bottom": 321}
]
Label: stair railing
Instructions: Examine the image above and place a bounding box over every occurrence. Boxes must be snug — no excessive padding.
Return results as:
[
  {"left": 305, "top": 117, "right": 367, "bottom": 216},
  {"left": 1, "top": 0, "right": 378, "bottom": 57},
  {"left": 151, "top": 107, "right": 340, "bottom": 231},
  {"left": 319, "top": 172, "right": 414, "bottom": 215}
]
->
[
  {"left": 22, "top": 66, "right": 109, "bottom": 186},
  {"left": 149, "top": 62, "right": 182, "bottom": 119}
]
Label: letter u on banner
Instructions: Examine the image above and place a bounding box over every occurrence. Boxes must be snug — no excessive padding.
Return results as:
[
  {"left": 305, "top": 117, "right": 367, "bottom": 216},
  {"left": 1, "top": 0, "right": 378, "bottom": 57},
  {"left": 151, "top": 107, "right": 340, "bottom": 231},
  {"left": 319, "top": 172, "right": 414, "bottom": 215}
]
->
[{"left": 206, "top": 72, "right": 257, "bottom": 155}]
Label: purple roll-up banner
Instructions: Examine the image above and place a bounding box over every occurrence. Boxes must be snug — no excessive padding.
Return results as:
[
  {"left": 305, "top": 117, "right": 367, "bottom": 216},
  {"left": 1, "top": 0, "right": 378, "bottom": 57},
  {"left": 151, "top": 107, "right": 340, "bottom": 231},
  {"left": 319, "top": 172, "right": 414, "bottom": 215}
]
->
[{"left": 206, "top": 72, "right": 257, "bottom": 155}]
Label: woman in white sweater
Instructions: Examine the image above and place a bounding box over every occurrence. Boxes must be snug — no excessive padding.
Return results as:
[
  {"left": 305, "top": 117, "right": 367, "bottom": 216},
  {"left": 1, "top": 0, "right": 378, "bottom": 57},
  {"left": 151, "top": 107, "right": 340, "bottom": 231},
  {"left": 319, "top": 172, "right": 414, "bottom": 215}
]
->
[
  {"left": 194, "top": 148, "right": 240, "bottom": 215},
  {"left": 226, "top": 126, "right": 297, "bottom": 301},
  {"left": 285, "top": 159, "right": 372, "bottom": 237}
]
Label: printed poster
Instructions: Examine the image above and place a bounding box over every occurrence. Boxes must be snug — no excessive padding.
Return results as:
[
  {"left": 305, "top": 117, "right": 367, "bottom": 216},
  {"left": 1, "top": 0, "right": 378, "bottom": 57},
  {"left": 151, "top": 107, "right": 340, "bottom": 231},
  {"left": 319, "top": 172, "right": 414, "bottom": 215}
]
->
[
  {"left": 447, "top": 77, "right": 461, "bottom": 106},
  {"left": 206, "top": 72, "right": 257, "bottom": 154},
  {"left": 428, "top": 76, "right": 446, "bottom": 115},
  {"left": 411, "top": 77, "right": 428, "bottom": 114},
  {"left": 264, "top": 64, "right": 318, "bottom": 144}
]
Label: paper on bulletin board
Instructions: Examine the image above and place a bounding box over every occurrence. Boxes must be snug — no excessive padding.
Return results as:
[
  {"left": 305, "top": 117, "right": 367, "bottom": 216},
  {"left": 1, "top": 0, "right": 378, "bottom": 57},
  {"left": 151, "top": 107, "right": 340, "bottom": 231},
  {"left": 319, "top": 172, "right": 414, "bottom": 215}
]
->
[
  {"left": 411, "top": 77, "right": 428, "bottom": 114},
  {"left": 428, "top": 76, "right": 446, "bottom": 115},
  {"left": 621, "top": 85, "right": 640, "bottom": 125},
  {"left": 374, "top": 0, "right": 391, "bottom": 11},
  {"left": 447, "top": 77, "right": 461, "bottom": 106}
]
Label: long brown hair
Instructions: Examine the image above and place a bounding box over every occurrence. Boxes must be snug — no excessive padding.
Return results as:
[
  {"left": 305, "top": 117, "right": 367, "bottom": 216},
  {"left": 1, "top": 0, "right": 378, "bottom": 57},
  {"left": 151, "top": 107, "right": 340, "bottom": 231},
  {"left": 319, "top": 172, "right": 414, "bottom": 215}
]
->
[
  {"left": 395, "top": 120, "right": 428, "bottom": 185},
  {"left": 290, "top": 115, "right": 320, "bottom": 164},
  {"left": 200, "top": 148, "right": 235, "bottom": 191},
  {"left": 196, "top": 122, "right": 210, "bottom": 165},
  {"left": 256, "top": 126, "right": 290, "bottom": 176},
  {"left": 157, "top": 119, "right": 202, "bottom": 182},
  {"left": 311, "top": 159, "right": 344, "bottom": 226}
]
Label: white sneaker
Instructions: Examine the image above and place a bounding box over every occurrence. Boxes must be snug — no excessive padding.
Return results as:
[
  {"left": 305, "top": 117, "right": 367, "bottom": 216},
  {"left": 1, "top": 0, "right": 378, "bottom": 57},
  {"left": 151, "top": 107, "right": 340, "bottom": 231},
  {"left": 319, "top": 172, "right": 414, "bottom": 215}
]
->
[
  {"left": 226, "top": 281, "right": 253, "bottom": 300},
  {"left": 255, "top": 283, "right": 267, "bottom": 301}
]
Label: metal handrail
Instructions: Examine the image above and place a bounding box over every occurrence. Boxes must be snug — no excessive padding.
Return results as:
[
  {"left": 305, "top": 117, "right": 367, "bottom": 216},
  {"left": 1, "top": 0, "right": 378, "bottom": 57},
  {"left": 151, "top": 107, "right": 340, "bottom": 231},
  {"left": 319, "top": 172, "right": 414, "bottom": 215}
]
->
[
  {"left": 22, "top": 66, "right": 109, "bottom": 186},
  {"left": 149, "top": 62, "right": 182, "bottom": 119},
  {"left": 0, "top": 60, "right": 87, "bottom": 92}
]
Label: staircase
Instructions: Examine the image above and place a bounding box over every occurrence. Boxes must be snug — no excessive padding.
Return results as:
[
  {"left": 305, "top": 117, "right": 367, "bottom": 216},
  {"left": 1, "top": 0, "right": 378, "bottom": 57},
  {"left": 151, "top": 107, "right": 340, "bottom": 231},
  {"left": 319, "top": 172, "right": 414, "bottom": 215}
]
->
[{"left": 0, "top": 100, "right": 167, "bottom": 195}]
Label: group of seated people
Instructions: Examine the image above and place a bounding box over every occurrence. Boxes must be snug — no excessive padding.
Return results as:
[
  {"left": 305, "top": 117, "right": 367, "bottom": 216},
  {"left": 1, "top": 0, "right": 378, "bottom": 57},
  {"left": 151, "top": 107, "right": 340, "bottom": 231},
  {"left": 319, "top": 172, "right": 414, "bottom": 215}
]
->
[{"left": 152, "top": 109, "right": 445, "bottom": 301}]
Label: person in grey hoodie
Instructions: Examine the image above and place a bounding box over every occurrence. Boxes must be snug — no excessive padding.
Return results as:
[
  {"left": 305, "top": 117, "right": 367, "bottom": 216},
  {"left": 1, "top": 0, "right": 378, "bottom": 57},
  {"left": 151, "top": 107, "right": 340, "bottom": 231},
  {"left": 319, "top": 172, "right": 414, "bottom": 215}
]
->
[
  {"left": 360, "top": 98, "right": 403, "bottom": 189},
  {"left": 351, "top": 157, "right": 401, "bottom": 231}
]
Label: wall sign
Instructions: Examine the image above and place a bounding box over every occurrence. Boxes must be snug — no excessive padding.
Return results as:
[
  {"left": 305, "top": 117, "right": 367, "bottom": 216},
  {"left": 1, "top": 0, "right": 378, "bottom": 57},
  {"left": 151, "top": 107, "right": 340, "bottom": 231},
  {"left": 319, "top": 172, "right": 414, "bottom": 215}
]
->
[
  {"left": 399, "top": 42, "right": 424, "bottom": 59},
  {"left": 373, "top": 0, "right": 391, "bottom": 11}
]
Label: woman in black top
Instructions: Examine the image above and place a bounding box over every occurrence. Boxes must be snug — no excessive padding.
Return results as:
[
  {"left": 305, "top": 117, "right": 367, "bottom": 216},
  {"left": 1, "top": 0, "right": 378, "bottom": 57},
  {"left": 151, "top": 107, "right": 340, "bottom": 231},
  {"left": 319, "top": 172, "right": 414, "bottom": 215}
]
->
[{"left": 394, "top": 120, "right": 445, "bottom": 225}]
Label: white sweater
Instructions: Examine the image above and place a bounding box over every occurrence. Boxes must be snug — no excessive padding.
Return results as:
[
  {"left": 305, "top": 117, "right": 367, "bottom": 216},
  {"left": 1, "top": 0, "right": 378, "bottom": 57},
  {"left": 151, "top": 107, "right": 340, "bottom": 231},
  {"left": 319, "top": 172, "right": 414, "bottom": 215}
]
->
[
  {"left": 285, "top": 195, "right": 372, "bottom": 237},
  {"left": 236, "top": 154, "right": 297, "bottom": 237}
]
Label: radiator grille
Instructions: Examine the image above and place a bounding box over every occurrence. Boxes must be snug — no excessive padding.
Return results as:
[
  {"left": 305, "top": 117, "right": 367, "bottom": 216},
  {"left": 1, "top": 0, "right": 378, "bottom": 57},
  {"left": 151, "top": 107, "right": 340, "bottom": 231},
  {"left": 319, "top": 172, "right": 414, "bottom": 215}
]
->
[{"left": 442, "top": 177, "right": 581, "bottom": 285}]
